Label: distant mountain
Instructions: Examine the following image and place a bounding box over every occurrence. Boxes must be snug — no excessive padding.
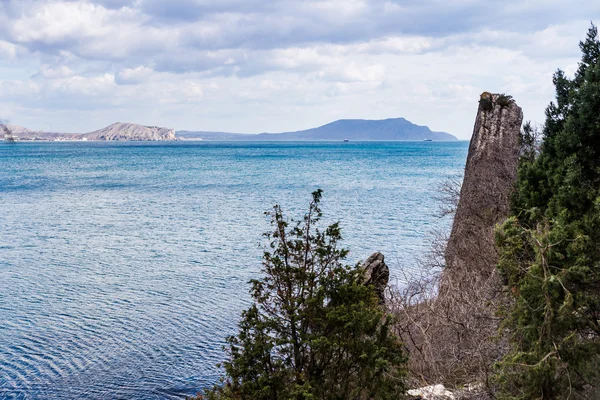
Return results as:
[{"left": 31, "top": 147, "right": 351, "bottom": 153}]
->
[
  {"left": 4, "top": 122, "right": 177, "bottom": 141},
  {"left": 3, "top": 125, "right": 74, "bottom": 140},
  {"left": 84, "top": 123, "right": 177, "bottom": 141},
  {"left": 177, "top": 118, "right": 457, "bottom": 141},
  {"left": 6, "top": 118, "right": 456, "bottom": 142}
]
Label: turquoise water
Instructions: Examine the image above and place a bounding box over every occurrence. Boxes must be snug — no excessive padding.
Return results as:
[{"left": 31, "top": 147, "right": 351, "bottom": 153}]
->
[{"left": 0, "top": 141, "right": 468, "bottom": 399}]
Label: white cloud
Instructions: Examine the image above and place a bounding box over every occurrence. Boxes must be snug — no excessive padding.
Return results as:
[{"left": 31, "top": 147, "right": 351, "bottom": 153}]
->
[
  {"left": 42, "top": 73, "right": 117, "bottom": 98},
  {"left": 0, "top": 0, "right": 597, "bottom": 137},
  {"left": 318, "top": 63, "right": 386, "bottom": 83},
  {"left": 115, "top": 65, "right": 154, "bottom": 85},
  {"left": 0, "top": 40, "right": 18, "bottom": 59},
  {"left": 34, "top": 64, "right": 76, "bottom": 79}
]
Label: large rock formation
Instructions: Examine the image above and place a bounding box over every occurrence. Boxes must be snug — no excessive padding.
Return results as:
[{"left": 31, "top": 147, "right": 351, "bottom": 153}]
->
[
  {"left": 362, "top": 252, "right": 389, "bottom": 304},
  {"left": 435, "top": 93, "right": 522, "bottom": 382},
  {"left": 441, "top": 93, "right": 522, "bottom": 292},
  {"left": 391, "top": 94, "right": 522, "bottom": 390},
  {"left": 84, "top": 122, "right": 177, "bottom": 141}
]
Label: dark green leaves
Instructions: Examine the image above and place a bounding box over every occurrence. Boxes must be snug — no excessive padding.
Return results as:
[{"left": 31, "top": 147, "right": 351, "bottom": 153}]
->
[
  {"left": 201, "top": 191, "right": 407, "bottom": 400},
  {"left": 495, "top": 23, "right": 600, "bottom": 400}
]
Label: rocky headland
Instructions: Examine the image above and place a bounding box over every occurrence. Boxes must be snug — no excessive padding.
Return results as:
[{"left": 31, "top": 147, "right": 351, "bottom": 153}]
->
[
  {"left": 4, "top": 122, "right": 177, "bottom": 141},
  {"left": 84, "top": 123, "right": 177, "bottom": 141}
]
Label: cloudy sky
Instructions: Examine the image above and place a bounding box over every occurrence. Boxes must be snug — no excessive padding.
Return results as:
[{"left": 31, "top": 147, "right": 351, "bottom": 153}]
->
[{"left": 0, "top": 1, "right": 598, "bottom": 139}]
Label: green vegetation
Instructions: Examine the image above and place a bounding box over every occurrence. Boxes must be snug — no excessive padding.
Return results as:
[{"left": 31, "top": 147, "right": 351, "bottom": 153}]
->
[
  {"left": 496, "top": 94, "right": 514, "bottom": 108},
  {"left": 196, "top": 24, "right": 600, "bottom": 400},
  {"left": 495, "top": 24, "right": 600, "bottom": 399},
  {"left": 479, "top": 92, "right": 494, "bottom": 111},
  {"left": 200, "top": 190, "right": 407, "bottom": 400},
  {"left": 478, "top": 92, "right": 513, "bottom": 111}
]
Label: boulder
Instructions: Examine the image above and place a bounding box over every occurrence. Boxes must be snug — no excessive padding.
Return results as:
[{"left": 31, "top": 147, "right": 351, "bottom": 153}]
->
[
  {"left": 362, "top": 252, "right": 389, "bottom": 304},
  {"left": 408, "top": 384, "right": 455, "bottom": 400}
]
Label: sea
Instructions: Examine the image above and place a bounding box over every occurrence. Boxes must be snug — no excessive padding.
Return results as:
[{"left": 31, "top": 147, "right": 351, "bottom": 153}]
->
[{"left": 0, "top": 141, "right": 468, "bottom": 399}]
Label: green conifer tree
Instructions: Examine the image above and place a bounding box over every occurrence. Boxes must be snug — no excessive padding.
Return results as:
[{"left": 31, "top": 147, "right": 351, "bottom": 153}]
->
[
  {"left": 495, "top": 24, "right": 600, "bottom": 399},
  {"left": 200, "top": 190, "right": 407, "bottom": 400}
]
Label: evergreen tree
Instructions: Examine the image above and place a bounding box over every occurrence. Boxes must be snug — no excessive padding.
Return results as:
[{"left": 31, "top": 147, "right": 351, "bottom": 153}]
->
[
  {"left": 495, "top": 24, "right": 600, "bottom": 399},
  {"left": 201, "top": 190, "right": 407, "bottom": 400}
]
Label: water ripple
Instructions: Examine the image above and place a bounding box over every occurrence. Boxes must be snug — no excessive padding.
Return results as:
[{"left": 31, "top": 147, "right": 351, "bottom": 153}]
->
[{"left": 0, "top": 141, "right": 467, "bottom": 399}]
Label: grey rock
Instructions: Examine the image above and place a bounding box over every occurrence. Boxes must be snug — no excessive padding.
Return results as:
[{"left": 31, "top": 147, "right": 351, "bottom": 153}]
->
[
  {"left": 362, "top": 252, "right": 389, "bottom": 304},
  {"left": 84, "top": 122, "right": 177, "bottom": 141},
  {"left": 408, "top": 384, "right": 455, "bottom": 399},
  {"left": 434, "top": 92, "right": 523, "bottom": 379},
  {"left": 442, "top": 92, "right": 523, "bottom": 287}
]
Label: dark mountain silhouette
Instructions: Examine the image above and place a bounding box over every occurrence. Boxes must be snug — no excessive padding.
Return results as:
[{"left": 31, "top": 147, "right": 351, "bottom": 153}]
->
[{"left": 177, "top": 118, "right": 457, "bottom": 141}]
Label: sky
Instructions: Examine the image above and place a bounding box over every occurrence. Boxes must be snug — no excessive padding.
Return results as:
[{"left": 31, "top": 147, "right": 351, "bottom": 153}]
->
[{"left": 0, "top": 1, "right": 598, "bottom": 139}]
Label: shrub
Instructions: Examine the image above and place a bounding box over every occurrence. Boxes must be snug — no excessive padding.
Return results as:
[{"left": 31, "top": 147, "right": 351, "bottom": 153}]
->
[
  {"left": 496, "top": 94, "right": 513, "bottom": 108},
  {"left": 494, "top": 24, "right": 600, "bottom": 399},
  {"left": 200, "top": 190, "right": 407, "bottom": 400},
  {"left": 479, "top": 92, "right": 494, "bottom": 111},
  {"left": 388, "top": 176, "right": 501, "bottom": 398}
]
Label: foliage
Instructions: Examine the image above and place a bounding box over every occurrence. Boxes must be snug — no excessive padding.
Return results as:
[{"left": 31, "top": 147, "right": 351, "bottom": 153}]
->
[
  {"left": 497, "top": 94, "right": 514, "bottom": 108},
  {"left": 494, "top": 24, "right": 600, "bottom": 399},
  {"left": 479, "top": 92, "right": 494, "bottom": 111},
  {"left": 200, "top": 190, "right": 407, "bottom": 400},
  {"left": 518, "top": 121, "right": 540, "bottom": 164}
]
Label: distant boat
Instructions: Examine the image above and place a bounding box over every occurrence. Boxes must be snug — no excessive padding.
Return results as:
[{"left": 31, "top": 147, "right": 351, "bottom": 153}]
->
[
  {"left": 343, "top": 139, "right": 349, "bottom": 142},
  {"left": 423, "top": 139, "right": 432, "bottom": 142}
]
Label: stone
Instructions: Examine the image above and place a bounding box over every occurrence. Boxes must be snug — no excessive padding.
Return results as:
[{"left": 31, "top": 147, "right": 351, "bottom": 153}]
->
[
  {"left": 443, "top": 92, "right": 523, "bottom": 283},
  {"left": 434, "top": 92, "right": 523, "bottom": 380},
  {"left": 361, "top": 252, "right": 389, "bottom": 304},
  {"left": 408, "top": 384, "right": 456, "bottom": 400}
]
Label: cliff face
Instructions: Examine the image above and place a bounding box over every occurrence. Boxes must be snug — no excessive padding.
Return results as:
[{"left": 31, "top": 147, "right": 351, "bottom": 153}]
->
[
  {"left": 435, "top": 93, "right": 523, "bottom": 379},
  {"left": 84, "top": 123, "right": 177, "bottom": 141},
  {"left": 361, "top": 252, "right": 389, "bottom": 304},
  {"left": 390, "top": 94, "right": 523, "bottom": 387},
  {"left": 443, "top": 93, "right": 523, "bottom": 284}
]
